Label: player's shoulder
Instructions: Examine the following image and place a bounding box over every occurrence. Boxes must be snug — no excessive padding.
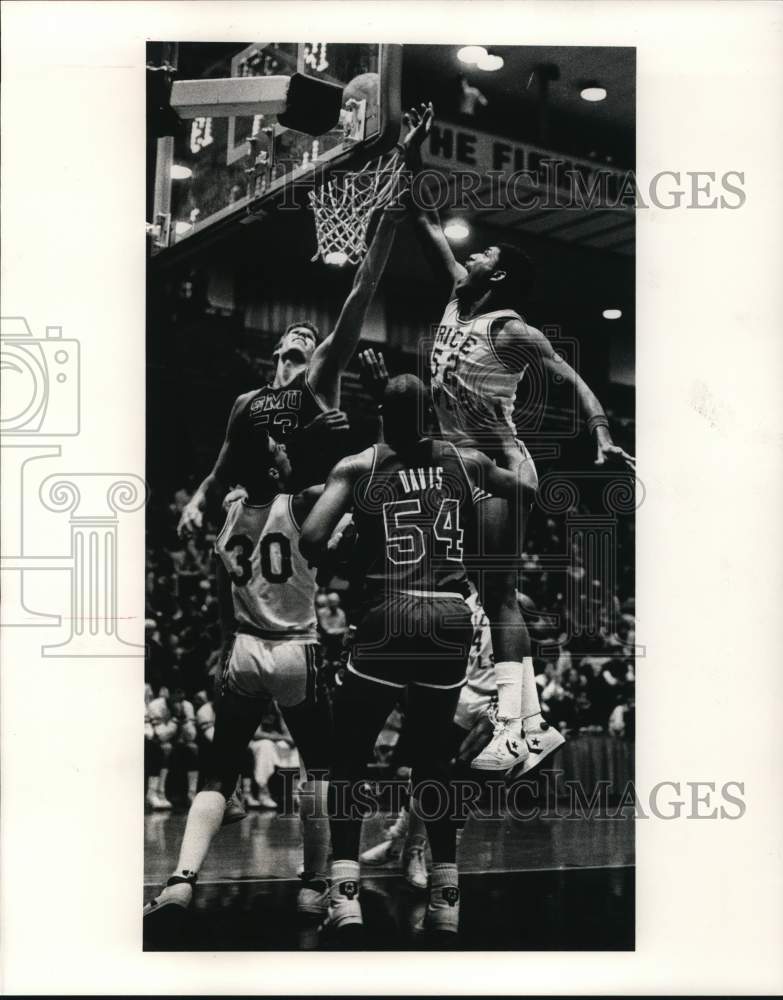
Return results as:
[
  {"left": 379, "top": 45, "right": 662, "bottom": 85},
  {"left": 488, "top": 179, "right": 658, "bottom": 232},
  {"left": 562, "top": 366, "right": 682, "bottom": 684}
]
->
[
  {"left": 229, "top": 388, "right": 263, "bottom": 422},
  {"left": 491, "top": 312, "right": 534, "bottom": 338},
  {"left": 332, "top": 445, "right": 378, "bottom": 479}
]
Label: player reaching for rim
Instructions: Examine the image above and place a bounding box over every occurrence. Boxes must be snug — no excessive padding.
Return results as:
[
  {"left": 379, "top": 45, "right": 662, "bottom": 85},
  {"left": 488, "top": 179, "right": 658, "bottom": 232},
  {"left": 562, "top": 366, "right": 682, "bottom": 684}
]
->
[
  {"left": 177, "top": 203, "right": 404, "bottom": 538},
  {"left": 399, "top": 103, "right": 634, "bottom": 771}
]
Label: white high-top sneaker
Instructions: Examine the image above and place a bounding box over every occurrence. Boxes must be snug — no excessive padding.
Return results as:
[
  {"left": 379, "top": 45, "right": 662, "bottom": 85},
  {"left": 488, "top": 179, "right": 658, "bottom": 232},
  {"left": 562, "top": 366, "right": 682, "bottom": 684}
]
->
[{"left": 470, "top": 704, "right": 530, "bottom": 771}]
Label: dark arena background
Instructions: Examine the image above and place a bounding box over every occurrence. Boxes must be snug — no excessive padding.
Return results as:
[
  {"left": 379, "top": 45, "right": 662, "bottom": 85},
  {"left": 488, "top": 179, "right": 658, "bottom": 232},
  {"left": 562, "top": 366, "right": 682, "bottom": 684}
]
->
[{"left": 144, "top": 42, "right": 636, "bottom": 950}]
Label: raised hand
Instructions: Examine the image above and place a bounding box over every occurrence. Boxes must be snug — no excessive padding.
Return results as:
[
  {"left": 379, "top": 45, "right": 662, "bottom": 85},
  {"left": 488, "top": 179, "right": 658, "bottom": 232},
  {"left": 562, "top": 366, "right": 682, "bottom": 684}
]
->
[
  {"left": 177, "top": 499, "right": 204, "bottom": 539},
  {"left": 399, "top": 101, "right": 434, "bottom": 168},
  {"left": 358, "top": 348, "right": 390, "bottom": 402}
]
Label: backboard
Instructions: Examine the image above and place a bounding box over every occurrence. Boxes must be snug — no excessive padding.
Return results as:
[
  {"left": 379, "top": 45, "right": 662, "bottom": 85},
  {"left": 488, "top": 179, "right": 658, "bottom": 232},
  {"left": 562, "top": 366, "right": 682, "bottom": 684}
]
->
[{"left": 149, "top": 42, "right": 401, "bottom": 259}]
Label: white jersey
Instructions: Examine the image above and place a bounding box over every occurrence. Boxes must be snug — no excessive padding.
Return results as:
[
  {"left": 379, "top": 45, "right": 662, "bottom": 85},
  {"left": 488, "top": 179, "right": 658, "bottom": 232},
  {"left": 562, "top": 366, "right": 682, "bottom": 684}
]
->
[
  {"left": 430, "top": 299, "right": 528, "bottom": 447},
  {"left": 464, "top": 586, "right": 495, "bottom": 695},
  {"left": 215, "top": 493, "right": 317, "bottom": 641}
]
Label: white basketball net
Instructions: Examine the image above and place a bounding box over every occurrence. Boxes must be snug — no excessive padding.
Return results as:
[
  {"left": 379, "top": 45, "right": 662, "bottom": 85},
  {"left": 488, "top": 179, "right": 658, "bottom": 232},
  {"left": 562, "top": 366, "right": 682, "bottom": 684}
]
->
[{"left": 309, "top": 149, "right": 409, "bottom": 266}]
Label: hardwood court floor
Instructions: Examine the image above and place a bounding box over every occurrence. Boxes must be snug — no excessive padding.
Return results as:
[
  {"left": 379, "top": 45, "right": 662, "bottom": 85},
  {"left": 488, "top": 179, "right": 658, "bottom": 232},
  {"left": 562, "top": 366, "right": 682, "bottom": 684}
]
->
[{"left": 144, "top": 808, "right": 634, "bottom": 950}]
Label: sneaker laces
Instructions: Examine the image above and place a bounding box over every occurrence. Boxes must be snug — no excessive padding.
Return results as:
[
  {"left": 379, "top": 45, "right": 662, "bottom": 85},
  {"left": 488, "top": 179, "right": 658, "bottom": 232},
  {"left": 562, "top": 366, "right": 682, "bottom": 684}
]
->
[{"left": 486, "top": 702, "right": 504, "bottom": 737}]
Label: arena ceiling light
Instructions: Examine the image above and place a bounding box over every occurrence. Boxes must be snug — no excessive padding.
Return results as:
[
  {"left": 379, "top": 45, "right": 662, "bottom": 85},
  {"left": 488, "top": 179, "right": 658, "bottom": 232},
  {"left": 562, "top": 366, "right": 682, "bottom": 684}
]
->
[
  {"left": 580, "top": 86, "right": 608, "bottom": 102},
  {"left": 444, "top": 219, "right": 470, "bottom": 241},
  {"left": 170, "top": 164, "right": 193, "bottom": 181},
  {"left": 602, "top": 308, "right": 622, "bottom": 320},
  {"left": 457, "top": 45, "right": 488, "bottom": 66},
  {"left": 477, "top": 52, "right": 504, "bottom": 72}
]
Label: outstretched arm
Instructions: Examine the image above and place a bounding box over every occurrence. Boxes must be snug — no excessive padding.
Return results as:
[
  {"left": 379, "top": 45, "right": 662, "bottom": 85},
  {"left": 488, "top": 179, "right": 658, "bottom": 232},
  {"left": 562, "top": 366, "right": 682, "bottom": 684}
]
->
[
  {"left": 401, "top": 102, "right": 467, "bottom": 291},
  {"left": 308, "top": 209, "right": 403, "bottom": 408},
  {"left": 495, "top": 319, "right": 635, "bottom": 470},
  {"left": 299, "top": 453, "right": 368, "bottom": 563},
  {"left": 177, "top": 393, "right": 249, "bottom": 538}
]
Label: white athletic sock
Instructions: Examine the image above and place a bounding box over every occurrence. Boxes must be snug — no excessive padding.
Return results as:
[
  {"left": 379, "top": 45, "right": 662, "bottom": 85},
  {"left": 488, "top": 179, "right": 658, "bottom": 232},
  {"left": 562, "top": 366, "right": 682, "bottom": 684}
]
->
[
  {"left": 330, "top": 859, "right": 360, "bottom": 901},
  {"left": 187, "top": 770, "right": 199, "bottom": 798},
  {"left": 299, "top": 779, "right": 330, "bottom": 879},
  {"left": 176, "top": 790, "right": 226, "bottom": 874},
  {"left": 429, "top": 864, "right": 459, "bottom": 908},
  {"left": 146, "top": 775, "right": 159, "bottom": 797},
  {"left": 431, "top": 863, "right": 458, "bottom": 888},
  {"left": 494, "top": 661, "right": 523, "bottom": 733},
  {"left": 520, "top": 656, "right": 544, "bottom": 728},
  {"left": 158, "top": 768, "right": 169, "bottom": 798}
]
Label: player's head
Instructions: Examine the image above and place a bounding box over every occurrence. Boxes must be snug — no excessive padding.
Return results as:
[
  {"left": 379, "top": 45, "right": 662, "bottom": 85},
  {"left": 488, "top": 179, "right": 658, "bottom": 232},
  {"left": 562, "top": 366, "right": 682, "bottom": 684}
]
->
[
  {"left": 272, "top": 320, "right": 321, "bottom": 387},
  {"left": 242, "top": 432, "right": 293, "bottom": 501},
  {"left": 458, "top": 242, "right": 535, "bottom": 310},
  {"left": 381, "top": 374, "right": 430, "bottom": 450}
]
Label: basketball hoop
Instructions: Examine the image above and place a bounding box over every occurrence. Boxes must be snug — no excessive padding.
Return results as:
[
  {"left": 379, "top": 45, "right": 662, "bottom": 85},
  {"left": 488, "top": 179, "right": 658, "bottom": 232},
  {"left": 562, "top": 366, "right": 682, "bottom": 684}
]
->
[{"left": 308, "top": 148, "right": 409, "bottom": 265}]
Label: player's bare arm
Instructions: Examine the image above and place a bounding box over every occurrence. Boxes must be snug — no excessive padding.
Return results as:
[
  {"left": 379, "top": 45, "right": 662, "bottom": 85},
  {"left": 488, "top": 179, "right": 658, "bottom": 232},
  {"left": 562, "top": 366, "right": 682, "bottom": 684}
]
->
[
  {"left": 291, "top": 484, "right": 325, "bottom": 530},
  {"left": 494, "top": 317, "right": 635, "bottom": 469},
  {"left": 307, "top": 209, "right": 404, "bottom": 408},
  {"left": 299, "top": 451, "right": 373, "bottom": 563},
  {"left": 177, "top": 390, "right": 253, "bottom": 538},
  {"left": 457, "top": 445, "right": 539, "bottom": 501},
  {"left": 400, "top": 102, "right": 467, "bottom": 290}
]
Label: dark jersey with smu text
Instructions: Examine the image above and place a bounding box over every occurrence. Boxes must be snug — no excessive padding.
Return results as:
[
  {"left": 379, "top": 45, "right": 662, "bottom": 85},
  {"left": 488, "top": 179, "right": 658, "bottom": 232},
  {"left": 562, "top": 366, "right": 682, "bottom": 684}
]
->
[
  {"left": 353, "top": 438, "right": 474, "bottom": 594},
  {"left": 230, "top": 372, "right": 331, "bottom": 489}
]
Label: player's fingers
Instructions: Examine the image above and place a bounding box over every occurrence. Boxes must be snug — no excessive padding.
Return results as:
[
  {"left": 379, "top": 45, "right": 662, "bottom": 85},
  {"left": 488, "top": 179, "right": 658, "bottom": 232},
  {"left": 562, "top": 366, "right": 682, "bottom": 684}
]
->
[{"left": 378, "top": 354, "right": 389, "bottom": 378}]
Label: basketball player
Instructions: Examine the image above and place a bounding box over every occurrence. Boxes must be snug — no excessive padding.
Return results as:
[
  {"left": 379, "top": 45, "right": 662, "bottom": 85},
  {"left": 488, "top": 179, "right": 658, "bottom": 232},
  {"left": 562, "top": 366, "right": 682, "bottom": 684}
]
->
[
  {"left": 299, "top": 375, "right": 537, "bottom": 936},
  {"left": 144, "top": 433, "right": 333, "bottom": 926},
  {"left": 177, "top": 204, "right": 403, "bottom": 538},
  {"left": 400, "top": 104, "right": 634, "bottom": 770}
]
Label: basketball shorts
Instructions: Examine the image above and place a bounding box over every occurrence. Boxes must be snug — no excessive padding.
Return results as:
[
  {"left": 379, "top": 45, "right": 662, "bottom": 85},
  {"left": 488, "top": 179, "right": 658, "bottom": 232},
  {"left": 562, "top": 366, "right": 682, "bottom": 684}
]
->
[
  {"left": 222, "top": 631, "right": 319, "bottom": 707},
  {"left": 454, "top": 683, "right": 495, "bottom": 732},
  {"left": 349, "top": 592, "right": 474, "bottom": 690}
]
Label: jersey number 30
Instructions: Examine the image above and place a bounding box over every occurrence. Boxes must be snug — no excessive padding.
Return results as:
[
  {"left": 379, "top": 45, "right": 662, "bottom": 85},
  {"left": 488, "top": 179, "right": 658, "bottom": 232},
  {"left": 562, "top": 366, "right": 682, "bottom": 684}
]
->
[
  {"left": 382, "top": 498, "right": 463, "bottom": 566},
  {"left": 225, "top": 532, "right": 292, "bottom": 585}
]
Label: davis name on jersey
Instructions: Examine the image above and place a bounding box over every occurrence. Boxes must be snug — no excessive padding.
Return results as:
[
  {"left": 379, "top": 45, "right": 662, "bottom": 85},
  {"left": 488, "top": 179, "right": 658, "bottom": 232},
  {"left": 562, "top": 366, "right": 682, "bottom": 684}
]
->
[
  {"left": 430, "top": 299, "right": 528, "bottom": 446},
  {"left": 354, "top": 440, "right": 473, "bottom": 593},
  {"left": 215, "top": 494, "right": 317, "bottom": 640}
]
